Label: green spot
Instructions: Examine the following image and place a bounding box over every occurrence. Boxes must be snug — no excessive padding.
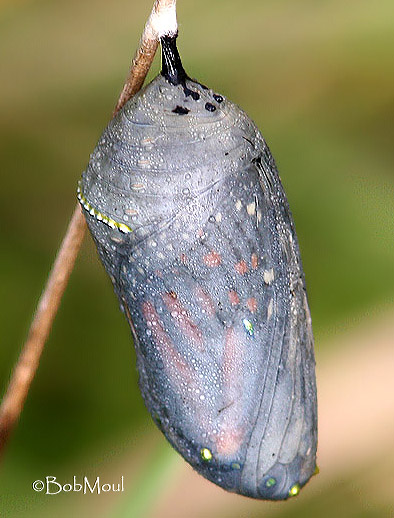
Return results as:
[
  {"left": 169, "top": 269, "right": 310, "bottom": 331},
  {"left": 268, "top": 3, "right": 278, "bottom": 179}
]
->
[
  {"left": 231, "top": 462, "right": 241, "bottom": 470},
  {"left": 243, "top": 318, "right": 254, "bottom": 336},
  {"left": 289, "top": 483, "right": 300, "bottom": 497},
  {"left": 266, "top": 477, "right": 276, "bottom": 488},
  {"left": 200, "top": 448, "right": 212, "bottom": 462}
]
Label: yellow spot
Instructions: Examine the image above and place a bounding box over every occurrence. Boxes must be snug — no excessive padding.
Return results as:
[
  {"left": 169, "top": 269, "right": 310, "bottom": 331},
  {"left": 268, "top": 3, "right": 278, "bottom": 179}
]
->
[
  {"left": 314, "top": 465, "right": 320, "bottom": 475},
  {"left": 200, "top": 448, "right": 213, "bottom": 462},
  {"left": 235, "top": 200, "right": 242, "bottom": 211},
  {"left": 118, "top": 223, "right": 131, "bottom": 233},
  {"left": 289, "top": 483, "right": 300, "bottom": 497}
]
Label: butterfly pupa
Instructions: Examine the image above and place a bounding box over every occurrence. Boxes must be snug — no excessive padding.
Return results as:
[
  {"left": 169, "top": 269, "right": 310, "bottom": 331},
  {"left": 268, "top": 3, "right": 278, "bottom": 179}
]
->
[{"left": 78, "top": 33, "right": 317, "bottom": 500}]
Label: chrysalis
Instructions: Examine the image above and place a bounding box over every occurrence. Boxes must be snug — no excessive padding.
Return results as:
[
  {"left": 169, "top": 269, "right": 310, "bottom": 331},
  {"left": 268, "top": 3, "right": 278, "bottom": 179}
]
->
[{"left": 78, "top": 34, "right": 317, "bottom": 500}]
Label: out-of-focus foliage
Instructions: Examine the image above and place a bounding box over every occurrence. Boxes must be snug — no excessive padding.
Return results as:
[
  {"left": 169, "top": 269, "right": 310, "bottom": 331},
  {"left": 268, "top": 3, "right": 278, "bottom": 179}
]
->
[{"left": 0, "top": 0, "right": 393, "bottom": 516}]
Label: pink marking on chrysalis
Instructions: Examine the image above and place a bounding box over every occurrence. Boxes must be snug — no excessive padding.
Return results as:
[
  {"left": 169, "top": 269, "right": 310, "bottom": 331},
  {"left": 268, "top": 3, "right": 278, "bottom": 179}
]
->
[
  {"left": 195, "top": 286, "right": 216, "bottom": 317},
  {"left": 235, "top": 260, "right": 248, "bottom": 275},
  {"left": 142, "top": 301, "right": 209, "bottom": 430},
  {"left": 251, "top": 253, "right": 258, "bottom": 269},
  {"left": 216, "top": 427, "right": 245, "bottom": 457},
  {"left": 228, "top": 290, "right": 240, "bottom": 305},
  {"left": 162, "top": 292, "right": 203, "bottom": 346},
  {"left": 216, "top": 326, "right": 245, "bottom": 457},
  {"left": 246, "top": 297, "right": 258, "bottom": 313},
  {"left": 203, "top": 251, "right": 221, "bottom": 267},
  {"left": 142, "top": 301, "right": 193, "bottom": 383},
  {"left": 222, "top": 327, "right": 239, "bottom": 379}
]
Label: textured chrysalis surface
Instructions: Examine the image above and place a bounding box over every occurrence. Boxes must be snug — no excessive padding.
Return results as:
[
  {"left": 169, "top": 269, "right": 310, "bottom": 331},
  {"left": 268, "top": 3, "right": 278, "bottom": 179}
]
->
[{"left": 78, "top": 35, "right": 317, "bottom": 500}]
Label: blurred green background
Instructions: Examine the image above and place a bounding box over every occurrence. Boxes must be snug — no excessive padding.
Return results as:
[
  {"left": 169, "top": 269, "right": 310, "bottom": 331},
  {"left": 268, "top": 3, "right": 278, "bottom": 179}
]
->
[{"left": 1, "top": 0, "right": 393, "bottom": 516}]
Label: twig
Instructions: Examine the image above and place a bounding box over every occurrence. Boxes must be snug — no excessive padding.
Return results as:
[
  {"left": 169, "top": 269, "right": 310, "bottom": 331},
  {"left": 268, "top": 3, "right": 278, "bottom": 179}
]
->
[
  {"left": 114, "top": 0, "right": 177, "bottom": 115},
  {"left": 0, "top": 0, "right": 177, "bottom": 457}
]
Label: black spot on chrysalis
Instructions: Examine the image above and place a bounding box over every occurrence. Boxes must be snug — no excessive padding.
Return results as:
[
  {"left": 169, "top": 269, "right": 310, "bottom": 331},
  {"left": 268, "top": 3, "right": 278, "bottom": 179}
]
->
[
  {"left": 172, "top": 105, "right": 190, "bottom": 115},
  {"left": 205, "top": 102, "right": 216, "bottom": 112}
]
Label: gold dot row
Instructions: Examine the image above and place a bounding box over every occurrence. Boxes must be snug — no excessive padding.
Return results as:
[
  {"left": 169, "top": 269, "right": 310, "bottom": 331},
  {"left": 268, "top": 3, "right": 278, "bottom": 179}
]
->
[{"left": 77, "top": 180, "right": 132, "bottom": 234}]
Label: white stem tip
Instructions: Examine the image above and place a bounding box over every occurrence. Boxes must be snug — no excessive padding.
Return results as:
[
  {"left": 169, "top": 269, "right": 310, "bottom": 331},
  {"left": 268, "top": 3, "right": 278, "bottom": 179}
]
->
[{"left": 150, "top": 0, "right": 178, "bottom": 39}]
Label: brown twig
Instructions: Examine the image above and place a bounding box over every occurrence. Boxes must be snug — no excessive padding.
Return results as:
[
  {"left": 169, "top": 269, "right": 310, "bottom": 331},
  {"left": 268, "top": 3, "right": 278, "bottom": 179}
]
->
[
  {"left": 114, "top": 0, "right": 177, "bottom": 116},
  {"left": 0, "top": 0, "right": 177, "bottom": 456}
]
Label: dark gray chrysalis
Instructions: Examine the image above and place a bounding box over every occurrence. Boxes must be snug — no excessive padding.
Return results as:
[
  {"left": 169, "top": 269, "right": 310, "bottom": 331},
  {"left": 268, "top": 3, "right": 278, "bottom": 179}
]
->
[{"left": 78, "top": 34, "right": 317, "bottom": 500}]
